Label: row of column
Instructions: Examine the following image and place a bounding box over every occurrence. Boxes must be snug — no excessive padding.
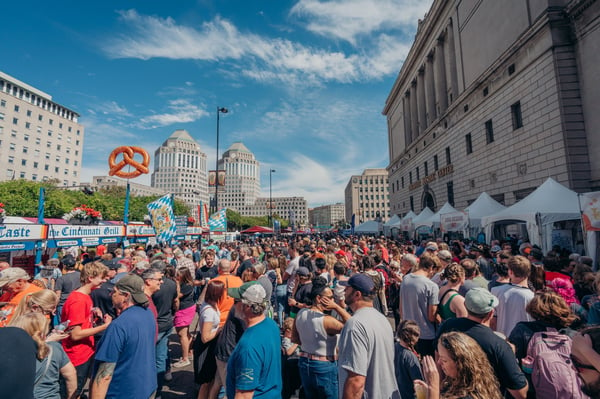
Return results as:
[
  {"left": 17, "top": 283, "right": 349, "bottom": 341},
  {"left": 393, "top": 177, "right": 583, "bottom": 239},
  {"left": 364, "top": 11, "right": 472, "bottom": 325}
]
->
[{"left": 403, "top": 20, "right": 460, "bottom": 145}]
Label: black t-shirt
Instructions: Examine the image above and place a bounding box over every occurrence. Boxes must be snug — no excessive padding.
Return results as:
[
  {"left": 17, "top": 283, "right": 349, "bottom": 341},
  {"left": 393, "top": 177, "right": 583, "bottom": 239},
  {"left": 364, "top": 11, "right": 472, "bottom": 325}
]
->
[
  {"left": 179, "top": 283, "right": 195, "bottom": 310},
  {"left": 195, "top": 266, "right": 218, "bottom": 287},
  {"left": 215, "top": 304, "right": 246, "bottom": 362},
  {"left": 437, "top": 317, "right": 527, "bottom": 393},
  {"left": 291, "top": 282, "right": 313, "bottom": 314},
  {"left": 152, "top": 278, "right": 178, "bottom": 333},
  {"left": 0, "top": 327, "right": 37, "bottom": 399},
  {"left": 236, "top": 259, "right": 254, "bottom": 277}
]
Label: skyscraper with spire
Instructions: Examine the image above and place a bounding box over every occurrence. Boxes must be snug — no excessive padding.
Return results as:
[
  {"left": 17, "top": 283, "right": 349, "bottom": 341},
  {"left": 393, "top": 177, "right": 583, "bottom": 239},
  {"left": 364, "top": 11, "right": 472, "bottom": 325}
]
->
[{"left": 151, "top": 129, "right": 208, "bottom": 207}]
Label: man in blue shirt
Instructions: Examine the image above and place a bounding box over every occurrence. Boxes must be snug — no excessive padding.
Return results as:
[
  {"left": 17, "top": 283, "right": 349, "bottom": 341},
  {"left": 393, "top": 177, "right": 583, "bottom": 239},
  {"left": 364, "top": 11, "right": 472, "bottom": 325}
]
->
[
  {"left": 226, "top": 282, "right": 282, "bottom": 398},
  {"left": 91, "top": 274, "right": 157, "bottom": 399}
]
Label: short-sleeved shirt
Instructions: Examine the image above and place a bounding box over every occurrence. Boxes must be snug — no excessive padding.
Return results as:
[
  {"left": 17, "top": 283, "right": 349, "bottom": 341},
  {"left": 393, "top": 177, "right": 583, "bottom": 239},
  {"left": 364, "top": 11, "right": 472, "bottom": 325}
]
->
[
  {"left": 0, "top": 283, "right": 43, "bottom": 326},
  {"left": 152, "top": 278, "right": 178, "bottom": 333},
  {"left": 55, "top": 271, "right": 81, "bottom": 307},
  {"left": 215, "top": 304, "right": 246, "bottom": 363},
  {"left": 94, "top": 305, "right": 157, "bottom": 399},
  {"left": 61, "top": 291, "right": 94, "bottom": 366},
  {"left": 338, "top": 306, "right": 400, "bottom": 399},
  {"left": 394, "top": 344, "right": 422, "bottom": 399},
  {"left": 436, "top": 317, "right": 527, "bottom": 394},
  {"left": 179, "top": 283, "right": 195, "bottom": 310},
  {"left": 34, "top": 341, "right": 71, "bottom": 399},
  {"left": 198, "top": 303, "right": 220, "bottom": 334},
  {"left": 491, "top": 283, "right": 534, "bottom": 336},
  {"left": 226, "top": 317, "right": 281, "bottom": 398},
  {"left": 400, "top": 273, "right": 439, "bottom": 339}
]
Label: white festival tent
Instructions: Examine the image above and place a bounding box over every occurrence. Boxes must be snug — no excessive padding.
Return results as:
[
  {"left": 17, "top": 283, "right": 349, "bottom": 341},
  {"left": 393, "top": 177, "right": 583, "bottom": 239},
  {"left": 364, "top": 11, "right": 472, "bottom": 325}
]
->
[
  {"left": 464, "top": 192, "right": 506, "bottom": 229},
  {"left": 412, "top": 207, "right": 435, "bottom": 230},
  {"left": 481, "top": 178, "right": 581, "bottom": 252},
  {"left": 428, "top": 202, "right": 459, "bottom": 229},
  {"left": 354, "top": 220, "right": 382, "bottom": 234},
  {"left": 383, "top": 214, "right": 402, "bottom": 236},
  {"left": 399, "top": 210, "right": 417, "bottom": 232}
]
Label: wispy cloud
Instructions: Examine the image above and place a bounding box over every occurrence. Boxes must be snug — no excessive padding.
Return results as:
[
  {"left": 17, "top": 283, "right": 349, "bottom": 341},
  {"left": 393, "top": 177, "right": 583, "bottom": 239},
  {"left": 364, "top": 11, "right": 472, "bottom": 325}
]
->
[
  {"left": 136, "top": 99, "right": 209, "bottom": 129},
  {"left": 289, "top": 0, "right": 432, "bottom": 44},
  {"left": 101, "top": 9, "right": 415, "bottom": 84},
  {"left": 95, "top": 100, "right": 131, "bottom": 117}
]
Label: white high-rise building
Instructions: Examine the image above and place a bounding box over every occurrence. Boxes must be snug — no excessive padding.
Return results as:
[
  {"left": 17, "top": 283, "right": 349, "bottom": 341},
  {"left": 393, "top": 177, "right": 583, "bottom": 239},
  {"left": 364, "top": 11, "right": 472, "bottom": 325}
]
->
[
  {"left": 216, "top": 142, "right": 261, "bottom": 211},
  {"left": 151, "top": 129, "right": 208, "bottom": 207},
  {"left": 0, "top": 71, "right": 84, "bottom": 185}
]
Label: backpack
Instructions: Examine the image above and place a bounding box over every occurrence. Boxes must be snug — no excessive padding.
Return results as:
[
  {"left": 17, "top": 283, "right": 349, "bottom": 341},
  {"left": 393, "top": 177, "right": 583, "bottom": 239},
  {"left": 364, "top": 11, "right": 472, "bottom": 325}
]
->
[{"left": 524, "top": 330, "right": 586, "bottom": 399}]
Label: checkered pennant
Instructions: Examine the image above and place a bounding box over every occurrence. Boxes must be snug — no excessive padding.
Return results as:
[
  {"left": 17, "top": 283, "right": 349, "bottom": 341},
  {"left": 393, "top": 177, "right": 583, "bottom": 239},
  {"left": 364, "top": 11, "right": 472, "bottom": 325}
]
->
[
  {"left": 208, "top": 208, "right": 227, "bottom": 232},
  {"left": 146, "top": 194, "right": 176, "bottom": 243}
]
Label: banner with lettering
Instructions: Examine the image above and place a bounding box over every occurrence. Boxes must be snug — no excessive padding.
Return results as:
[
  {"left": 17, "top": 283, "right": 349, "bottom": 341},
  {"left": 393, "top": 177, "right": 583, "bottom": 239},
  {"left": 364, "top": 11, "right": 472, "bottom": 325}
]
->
[
  {"left": 46, "top": 225, "right": 125, "bottom": 248},
  {"left": 440, "top": 211, "right": 469, "bottom": 232},
  {"left": 0, "top": 224, "right": 47, "bottom": 252},
  {"left": 580, "top": 192, "right": 600, "bottom": 231}
]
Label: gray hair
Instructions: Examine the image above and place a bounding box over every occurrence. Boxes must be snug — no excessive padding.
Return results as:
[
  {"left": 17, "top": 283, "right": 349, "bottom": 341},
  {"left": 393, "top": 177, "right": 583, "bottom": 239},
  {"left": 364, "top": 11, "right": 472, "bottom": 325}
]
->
[
  {"left": 402, "top": 253, "right": 418, "bottom": 268},
  {"left": 253, "top": 262, "right": 266, "bottom": 275},
  {"left": 141, "top": 268, "right": 162, "bottom": 281}
]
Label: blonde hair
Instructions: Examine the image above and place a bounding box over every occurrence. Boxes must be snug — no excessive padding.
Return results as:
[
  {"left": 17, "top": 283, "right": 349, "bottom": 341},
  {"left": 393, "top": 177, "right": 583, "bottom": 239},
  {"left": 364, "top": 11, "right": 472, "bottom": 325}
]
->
[
  {"left": 10, "top": 289, "right": 58, "bottom": 321},
  {"left": 439, "top": 332, "right": 502, "bottom": 399},
  {"left": 10, "top": 312, "right": 49, "bottom": 360},
  {"left": 80, "top": 261, "right": 108, "bottom": 285}
]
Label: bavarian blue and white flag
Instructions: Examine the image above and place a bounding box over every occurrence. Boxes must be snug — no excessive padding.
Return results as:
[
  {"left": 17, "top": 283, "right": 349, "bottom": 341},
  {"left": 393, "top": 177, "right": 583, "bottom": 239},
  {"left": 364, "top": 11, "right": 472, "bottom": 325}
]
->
[
  {"left": 147, "top": 194, "right": 177, "bottom": 243},
  {"left": 208, "top": 208, "right": 227, "bottom": 232}
]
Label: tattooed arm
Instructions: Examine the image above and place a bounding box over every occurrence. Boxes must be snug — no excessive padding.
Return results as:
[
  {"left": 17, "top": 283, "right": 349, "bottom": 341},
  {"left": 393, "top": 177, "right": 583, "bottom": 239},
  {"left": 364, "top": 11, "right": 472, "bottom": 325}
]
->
[{"left": 91, "top": 362, "right": 116, "bottom": 399}]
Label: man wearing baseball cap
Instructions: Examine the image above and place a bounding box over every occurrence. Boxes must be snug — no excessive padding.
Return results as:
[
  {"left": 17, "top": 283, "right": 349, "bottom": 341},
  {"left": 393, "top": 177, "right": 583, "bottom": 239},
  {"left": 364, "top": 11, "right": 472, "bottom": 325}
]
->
[
  {"left": 337, "top": 274, "right": 399, "bottom": 398},
  {"left": 226, "top": 282, "right": 281, "bottom": 398},
  {"left": 92, "top": 274, "right": 157, "bottom": 399},
  {"left": 0, "top": 267, "right": 42, "bottom": 326},
  {"left": 436, "top": 287, "right": 528, "bottom": 398}
]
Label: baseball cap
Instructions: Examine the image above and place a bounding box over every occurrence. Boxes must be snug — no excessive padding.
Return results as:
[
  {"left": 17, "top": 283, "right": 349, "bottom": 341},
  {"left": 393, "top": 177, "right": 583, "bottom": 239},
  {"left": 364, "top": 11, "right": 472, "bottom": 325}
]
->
[
  {"left": 102, "top": 259, "right": 120, "bottom": 270},
  {"left": 296, "top": 266, "right": 310, "bottom": 277},
  {"left": 115, "top": 274, "right": 149, "bottom": 305},
  {"left": 437, "top": 250, "right": 452, "bottom": 262},
  {"left": 465, "top": 287, "right": 498, "bottom": 315},
  {"left": 339, "top": 273, "right": 375, "bottom": 295},
  {"left": 228, "top": 281, "right": 267, "bottom": 305},
  {"left": 0, "top": 267, "right": 30, "bottom": 287},
  {"left": 335, "top": 250, "right": 346, "bottom": 257},
  {"left": 425, "top": 243, "right": 439, "bottom": 251}
]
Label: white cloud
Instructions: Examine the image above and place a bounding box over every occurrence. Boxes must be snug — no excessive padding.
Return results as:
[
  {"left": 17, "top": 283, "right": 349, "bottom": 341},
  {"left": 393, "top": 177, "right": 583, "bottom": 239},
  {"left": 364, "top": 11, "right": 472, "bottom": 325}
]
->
[
  {"left": 136, "top": 99, "right": 209, "bottom": 129},
  {"left": 96, "top": 100, "right": 131, "bottom": 117},
  {"left": 101, "top": 9, "right": 415, "bottom": 84},
  {"left": 290, "top": 0, "right": 432, "bottom": 44}
]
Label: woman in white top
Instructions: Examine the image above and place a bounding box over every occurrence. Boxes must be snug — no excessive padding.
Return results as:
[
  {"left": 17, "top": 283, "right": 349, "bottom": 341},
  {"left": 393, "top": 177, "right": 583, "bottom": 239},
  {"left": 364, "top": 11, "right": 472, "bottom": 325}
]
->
[
  {"left": 193, "top": 280, "right": 223, "bottom": 399},
  {"left": 292, "top": 278, "right": 351, "bottom": 399}
]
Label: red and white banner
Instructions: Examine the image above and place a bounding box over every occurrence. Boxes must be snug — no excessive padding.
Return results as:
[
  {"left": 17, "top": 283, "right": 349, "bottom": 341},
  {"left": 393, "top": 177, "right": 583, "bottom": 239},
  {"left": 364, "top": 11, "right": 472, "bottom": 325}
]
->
[{"left": 440, "top": 211, "right": 469, "bottom": 232}]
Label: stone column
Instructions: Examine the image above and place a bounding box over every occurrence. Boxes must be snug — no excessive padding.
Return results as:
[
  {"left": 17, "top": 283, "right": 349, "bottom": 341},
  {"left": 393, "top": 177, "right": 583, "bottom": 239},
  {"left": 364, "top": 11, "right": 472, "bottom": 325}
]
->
[
  {"left": 425, "top": 53, "right": 437, "bottom": 125},
  {"left": 410, "top": 81, "right": 419, "bottom": 141},
  {"left": 446, "top": 21, "right": 459, "bottom": 104},
  {"left": 417, "top": 68, "right": 427, "bottom": 133},
  {"left": 435, "top": 38, "right": 448, "bottom": 115},
  {"left": 403, "top": 93, "right": 412, "bottom": 146}
]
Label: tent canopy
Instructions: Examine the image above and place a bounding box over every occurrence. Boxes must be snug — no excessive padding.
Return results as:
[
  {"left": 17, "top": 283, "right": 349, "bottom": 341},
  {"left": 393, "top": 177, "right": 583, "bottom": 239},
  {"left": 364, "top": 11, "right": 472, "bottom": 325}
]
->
[
  {"left": 355, "top": 220, "right": 381, "bottom": 234},
  {"left": 429, "top": 202, "right": 458, "bottom": 228},
  {"left": 412, "top": 207, "right": 435, "bottom": 228},
  {"left": 383, "top": 214, "right": 402, "bottom": 227},
  {"left": 240, "top": 226, "right": 273, "bottom": 234},
  {"left": 464, "top": 192, "right": 506, "bottom": 228}
]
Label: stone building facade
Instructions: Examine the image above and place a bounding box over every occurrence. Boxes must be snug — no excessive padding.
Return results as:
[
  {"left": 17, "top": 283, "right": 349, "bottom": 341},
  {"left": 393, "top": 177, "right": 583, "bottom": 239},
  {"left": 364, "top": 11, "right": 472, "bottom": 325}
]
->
[
  {"left": 0, "top": 71, "right": 84, "bottom": 186},
  {"left": 344, "top": 169, "right": 390, "bottom": 223},
  {"left": 309, "top": 202, "right": 346, "bottom": 230},
  {"left": 151, "top": 129, "right": 208, "bottom": 207},
  {"left": 383, "top": 0, "right": 599, "bottom": 215},
  {"left": 241, "top": 196, "right": 308, "bottom": 227},
  {"left": 216, "top": 142, "right": 261, "bottom": 212}
]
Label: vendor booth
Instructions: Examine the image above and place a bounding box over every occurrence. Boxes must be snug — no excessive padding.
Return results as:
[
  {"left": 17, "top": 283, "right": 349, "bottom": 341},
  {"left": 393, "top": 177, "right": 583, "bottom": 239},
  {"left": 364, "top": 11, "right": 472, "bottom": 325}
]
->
[
  {"left": 412, "top": 207, "right": 434, "bottom": 240},
  {"left": 383, "top": 214, "right": 401, "bottom": 238}
]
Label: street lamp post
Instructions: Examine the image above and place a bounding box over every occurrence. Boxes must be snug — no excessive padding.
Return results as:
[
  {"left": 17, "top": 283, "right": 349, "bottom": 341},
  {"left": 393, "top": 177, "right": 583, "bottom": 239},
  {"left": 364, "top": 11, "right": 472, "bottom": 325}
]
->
[
  {"left": 214, "top": 107, "right": 228, "bottom": 214},
  {"left": 269, "top": 169, "right": 275, "bottom": 230}
]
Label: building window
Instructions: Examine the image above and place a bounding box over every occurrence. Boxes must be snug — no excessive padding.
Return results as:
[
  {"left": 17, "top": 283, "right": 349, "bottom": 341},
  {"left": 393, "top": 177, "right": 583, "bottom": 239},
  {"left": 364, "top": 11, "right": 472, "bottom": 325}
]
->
[
  {"left": 447, "top": 181, "right": 454, "bottom": 206},
  {"left": 32, "top": 174, "right": 37, "bottom": 181},
  {"left": 38, "top": 115, "right": 43, "bottom": 121},
  {"left": 434, "top": 155, "right": 439, "bottom": 171},
  {"left": 21, "top": 159, "right": 27, "bottom": 166},
  {"left": 445, "top": 147, "right": 451, "bottom": 165},
  {"left": 0, "top": 100, "right": 5, "bottom": 107},
  {"left": 33, "top": 162, "right": 38, "bottom": 168},
  {"left": 485, "top": 120, "right": 494, "bottom": 144},
  {"left": 12, "top": 117, "right": 18, "bottom": 125},
  {"left": 25, "top": 122, "right": 30, "bottom": 129},
  {"left": 410, "top": 196, "right": 414, "bottom": 211},
  {"left": 8, "top": 156, "right": 14, "bottom": 164},
  {"left": 27, "top": 110, "right": 32, "bottom": 117},
  {"left": 409, "top": 172, "right": 413, "bottom": 184},
  {"left": 20, "top": 172, "right": 25, "bottom": 179},
  {"left": 465, "top": 133, "right": 473, "bottom": 154},
  {"left": 22, "top": 146, "right": 28, "bottom": 154},
  {"left": 424, "top": 161, "right": 428, "bottom": 176},
  {"left": 511, "top": 101, "right": 523, "bottom": 130},
  {"left": 401, "top": 176, "right": 404, "bottom": 188},
  {"left": 24, "top": 134, "right": 29, "bottom": 141},
  {"left": 14, "top": 105, "right": 19, "bottom": 112},
  {"left": 416, "top": 167, "right": 420, "bottom": 180}
]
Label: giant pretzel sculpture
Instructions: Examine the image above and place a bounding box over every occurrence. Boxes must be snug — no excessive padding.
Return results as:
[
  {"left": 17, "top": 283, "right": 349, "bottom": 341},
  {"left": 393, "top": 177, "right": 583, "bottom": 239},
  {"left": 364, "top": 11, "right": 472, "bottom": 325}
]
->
[{"left": 108, "top": 146, "right": 150, "bottom": 179}]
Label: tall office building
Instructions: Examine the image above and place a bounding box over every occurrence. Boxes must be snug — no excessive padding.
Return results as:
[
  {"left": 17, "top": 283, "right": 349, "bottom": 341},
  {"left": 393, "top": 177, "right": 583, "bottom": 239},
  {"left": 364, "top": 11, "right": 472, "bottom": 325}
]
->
[
  {"left": 151, "top": 129, "right": 208, "bottom": 207},
  {"left": 0, "top": 71, "right": 84, "bottom": 185},
  {"left": 309, "top": 202, "right": 346, "bottom": 230},
  {"left": 216, "top": 142, "right": 261, "bottom": 211},
  {"left": 383, "top": 0, "right": 600, "bottom": 215},
  {"left": 344, "top": 169, "right": 390, "bottom": 224}
]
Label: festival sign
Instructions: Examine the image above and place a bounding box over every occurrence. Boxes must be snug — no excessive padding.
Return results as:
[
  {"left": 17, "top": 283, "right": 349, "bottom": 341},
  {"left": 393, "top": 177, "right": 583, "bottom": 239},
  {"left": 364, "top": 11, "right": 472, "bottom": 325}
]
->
[
  {"left": 126, "top": 224, "right": 156, "bottom": 243},
  {"left": 440, "top": 211, "right": 469, "bottom": 232},
  {"left": 46, "top": 224, "right": 125, "bottom": 248},
  {"left": 0, "top": 224, "right": 47, "bottom": 252},
  {"left": 400, "top": 217, "right": 413, "bottom": 232}
]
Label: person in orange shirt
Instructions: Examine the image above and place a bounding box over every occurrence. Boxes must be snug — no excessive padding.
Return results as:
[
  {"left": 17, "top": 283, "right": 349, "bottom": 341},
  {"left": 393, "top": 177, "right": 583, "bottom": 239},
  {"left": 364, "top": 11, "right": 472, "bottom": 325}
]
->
[
  {"left": 211, "top": 258, "right": 243, "bottom": 327},
  {"left": 0, "top": 267, "right": 42, "bottom": 326}
]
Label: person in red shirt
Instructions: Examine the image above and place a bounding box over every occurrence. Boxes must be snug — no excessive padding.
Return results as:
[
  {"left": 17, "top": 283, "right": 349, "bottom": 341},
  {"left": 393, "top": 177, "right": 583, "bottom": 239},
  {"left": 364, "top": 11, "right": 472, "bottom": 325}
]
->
[{"left": 61, "top": 261, "right": 112, "bottom": 398}]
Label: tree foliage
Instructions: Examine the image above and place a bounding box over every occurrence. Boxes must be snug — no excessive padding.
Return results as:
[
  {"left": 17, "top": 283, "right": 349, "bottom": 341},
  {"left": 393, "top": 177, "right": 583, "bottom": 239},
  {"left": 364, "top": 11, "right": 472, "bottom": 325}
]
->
[{"left": 0, "top": 180, "right": 190, "bottom": 221}]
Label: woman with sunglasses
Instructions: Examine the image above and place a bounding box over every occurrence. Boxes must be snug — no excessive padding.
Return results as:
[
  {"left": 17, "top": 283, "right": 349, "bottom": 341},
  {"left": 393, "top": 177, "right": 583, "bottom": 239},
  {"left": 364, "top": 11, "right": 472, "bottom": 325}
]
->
[
  {"left": 416, "top": 331, "right": 502, "bottom": 399},
  {"left": 292, "top": 278, "right": 351, "bottom": 399}
]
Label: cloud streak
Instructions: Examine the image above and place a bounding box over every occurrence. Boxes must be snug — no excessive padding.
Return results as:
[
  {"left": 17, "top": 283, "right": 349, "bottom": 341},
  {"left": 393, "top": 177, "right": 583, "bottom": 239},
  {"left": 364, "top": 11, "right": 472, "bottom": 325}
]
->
[{"left": 101, "top": 9, "right": 416, "bottom": 84}]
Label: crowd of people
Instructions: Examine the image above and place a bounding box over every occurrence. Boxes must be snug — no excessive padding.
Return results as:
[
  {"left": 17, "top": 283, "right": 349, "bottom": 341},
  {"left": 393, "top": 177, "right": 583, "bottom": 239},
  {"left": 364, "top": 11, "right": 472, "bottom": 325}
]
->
[{"left": 1, "top": 235, "right": 600, "bottom": 398}]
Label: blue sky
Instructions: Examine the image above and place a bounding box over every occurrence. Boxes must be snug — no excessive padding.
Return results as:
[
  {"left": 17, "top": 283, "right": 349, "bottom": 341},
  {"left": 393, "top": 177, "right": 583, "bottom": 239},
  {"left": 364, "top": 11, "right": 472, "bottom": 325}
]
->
[{"left": 1, "top": 0, "right": 432, "bottom": 207}]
